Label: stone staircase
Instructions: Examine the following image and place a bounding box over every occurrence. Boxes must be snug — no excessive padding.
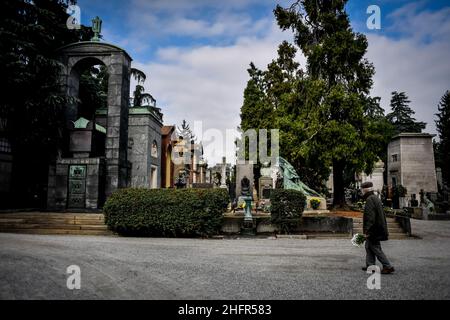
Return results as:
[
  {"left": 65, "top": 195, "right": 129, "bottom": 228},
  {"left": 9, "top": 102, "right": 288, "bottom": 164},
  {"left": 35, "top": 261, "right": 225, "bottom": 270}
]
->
[
  {"left": 303, "top": 233, "right": 351, "bottom": 239},
  {"left": 0, "top": 212, "right": 111, "bottom": 236},
  {"left": 352, "top": 217, "right": 409, "bottom": 239}
]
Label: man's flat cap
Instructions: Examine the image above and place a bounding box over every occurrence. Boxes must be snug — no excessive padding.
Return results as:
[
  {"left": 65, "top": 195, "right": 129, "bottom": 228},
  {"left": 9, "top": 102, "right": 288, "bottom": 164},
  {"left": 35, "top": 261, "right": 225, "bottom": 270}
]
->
[{"left": 361, "top": 181, "right": 373, "bottom": 188}]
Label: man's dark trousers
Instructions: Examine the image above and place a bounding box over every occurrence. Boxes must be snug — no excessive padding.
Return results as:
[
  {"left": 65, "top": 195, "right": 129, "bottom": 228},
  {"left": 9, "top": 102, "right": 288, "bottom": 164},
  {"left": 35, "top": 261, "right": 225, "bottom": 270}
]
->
[{"left": 365, "top": 238, "right": 392, "bottom": 268}]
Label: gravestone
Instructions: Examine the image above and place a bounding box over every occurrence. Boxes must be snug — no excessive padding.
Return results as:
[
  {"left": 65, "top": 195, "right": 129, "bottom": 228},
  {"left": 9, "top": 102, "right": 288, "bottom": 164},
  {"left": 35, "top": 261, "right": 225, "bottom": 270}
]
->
[
  {"left": 220, "top": 156, "right": 228, "bottom": 188},
  {"left": 259, "top": 162, "right": 273, "bottom": 200}
]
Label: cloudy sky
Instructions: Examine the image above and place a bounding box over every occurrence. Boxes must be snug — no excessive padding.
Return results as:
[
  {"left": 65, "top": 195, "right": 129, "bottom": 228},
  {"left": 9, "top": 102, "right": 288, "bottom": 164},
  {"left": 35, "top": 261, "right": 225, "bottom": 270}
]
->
[{"left": 78, "top": 0, "right": 450, "bottom": 165}]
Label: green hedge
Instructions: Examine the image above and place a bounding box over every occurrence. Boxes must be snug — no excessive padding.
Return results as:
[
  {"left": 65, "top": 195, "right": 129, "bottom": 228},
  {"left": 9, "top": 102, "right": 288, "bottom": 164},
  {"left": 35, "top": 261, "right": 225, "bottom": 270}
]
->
[
  {"left": 270, "top": 189, "right": 306, "bottom": 234},
  {"left": 104, "top": 188, "right": 229, "bottom": 237}
]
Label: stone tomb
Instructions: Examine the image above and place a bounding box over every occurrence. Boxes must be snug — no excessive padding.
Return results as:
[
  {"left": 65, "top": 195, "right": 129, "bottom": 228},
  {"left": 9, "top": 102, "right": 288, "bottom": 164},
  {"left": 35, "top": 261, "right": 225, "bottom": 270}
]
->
[
  {"left": 387, "top": 133, "right": 438, "bottom": 206},
  {"left": 48, "top": 118, "right": 107, "bottom": 210},
  {"left": 47, "top": 39, "right": 132, "bottom": 210},
  {"left": 49, "top": 158, "right": 106, "bottom": 210}
]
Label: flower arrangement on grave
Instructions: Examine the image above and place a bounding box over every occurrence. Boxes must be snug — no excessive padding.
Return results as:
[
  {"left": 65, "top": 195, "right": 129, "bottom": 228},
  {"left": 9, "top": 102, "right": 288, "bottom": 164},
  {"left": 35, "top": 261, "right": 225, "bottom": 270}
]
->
[
  {"left": 309, "top": 197, "right": 321, "bottom": 210},
  {"left": 351, "top": 233, "right": 366, "bottom": 247}
]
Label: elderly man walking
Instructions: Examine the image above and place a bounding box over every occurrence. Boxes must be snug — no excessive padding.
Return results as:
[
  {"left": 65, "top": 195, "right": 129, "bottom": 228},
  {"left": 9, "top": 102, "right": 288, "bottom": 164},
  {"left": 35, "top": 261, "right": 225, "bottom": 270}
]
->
[{"left": 361, "top": 181, "right": 395, "bottom": 274}]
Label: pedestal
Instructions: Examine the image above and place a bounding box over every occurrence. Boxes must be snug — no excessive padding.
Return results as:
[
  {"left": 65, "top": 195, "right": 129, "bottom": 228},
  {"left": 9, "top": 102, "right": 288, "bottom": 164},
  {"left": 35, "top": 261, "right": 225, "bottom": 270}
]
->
[
  {"left": 48, "top": 157, "right": 105, "bottom": 210},
  {"left": 241, "top": 196, "right": 255, "bottom": 235}
]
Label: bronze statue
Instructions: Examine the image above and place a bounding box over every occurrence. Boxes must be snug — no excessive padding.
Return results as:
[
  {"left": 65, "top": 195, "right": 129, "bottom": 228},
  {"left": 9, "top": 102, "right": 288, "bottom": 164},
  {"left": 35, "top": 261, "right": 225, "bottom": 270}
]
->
[
  {"left": 241, "top": 176, "right": 251, "bottom": 196},
  {"left": 91, "top": 16, "right": 102, "bottom": 42}
]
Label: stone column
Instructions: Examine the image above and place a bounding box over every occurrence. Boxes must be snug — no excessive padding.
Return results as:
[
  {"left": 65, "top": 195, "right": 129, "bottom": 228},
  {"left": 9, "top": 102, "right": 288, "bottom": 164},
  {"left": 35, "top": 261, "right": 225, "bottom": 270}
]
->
[
  {"left": 105, "top": 53, "right": 131, "bottom": 196},
  {"left": 220, "top": 156, "right": 227, "bottom": 188}
]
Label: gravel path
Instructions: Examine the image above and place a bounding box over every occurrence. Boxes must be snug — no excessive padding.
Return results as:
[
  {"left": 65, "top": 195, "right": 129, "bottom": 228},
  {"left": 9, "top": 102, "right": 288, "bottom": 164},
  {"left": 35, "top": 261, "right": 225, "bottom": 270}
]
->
[{"left": 1, "top": 219, "right": 449, "bottom": 299}]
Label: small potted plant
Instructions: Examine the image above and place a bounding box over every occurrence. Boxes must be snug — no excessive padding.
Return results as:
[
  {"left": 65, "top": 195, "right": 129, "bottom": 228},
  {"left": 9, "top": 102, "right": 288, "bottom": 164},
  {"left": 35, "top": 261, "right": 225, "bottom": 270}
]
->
[
  {"left": 394, "top": 185, "right": 407, "bottom": 208},
  {"left": 310, "top": 197, "right": 321, "bottom": 210}
]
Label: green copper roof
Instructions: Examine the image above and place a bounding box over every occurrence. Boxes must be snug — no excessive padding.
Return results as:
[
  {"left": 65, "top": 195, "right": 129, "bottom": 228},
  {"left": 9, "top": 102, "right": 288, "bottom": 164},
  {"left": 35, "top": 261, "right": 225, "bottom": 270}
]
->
[
  {"left": 95, "top": 123, "right": 106, "bottom": 134},
  {"left": 129, "top": 107, "right": 153, "bottom": 114},
  {"left": 73, "top": 117, "right": 90, "bottom": 129},
  {"left": 72, "top": 117, "right": 106, "bottom": 134}
]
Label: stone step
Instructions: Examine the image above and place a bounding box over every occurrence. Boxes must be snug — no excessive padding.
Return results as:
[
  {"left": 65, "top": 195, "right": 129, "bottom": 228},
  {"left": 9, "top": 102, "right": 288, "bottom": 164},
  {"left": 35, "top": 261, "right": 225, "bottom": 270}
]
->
[
  {"left": 0, "top": 218, "right": 105, "bottom": 225},
  {"left": 352, "top": 218, "right": 396, "bottom": 223},
  {"left": 0, "top": 223, "right": 108, "bottom": 230},
  {"left": 353, "top": 227, "right": 404, "bottom": 233},
  {"left": 0, "top": 213, "right": 110, "bottom": 236},
  {"left": 304, "top": 233, "right": 351, "bottom": 239},
  {"left": 389, "top": 234, "right": 410, "bottom": 239},
  {"left": 353, "top": 221, "right": 398, "bottom": 226},
  {"left": 0, "top": 229, "right": 112, "bottom": 236},
  {"left": 0, "top": 214, "right": 104, "bottom": 221}
]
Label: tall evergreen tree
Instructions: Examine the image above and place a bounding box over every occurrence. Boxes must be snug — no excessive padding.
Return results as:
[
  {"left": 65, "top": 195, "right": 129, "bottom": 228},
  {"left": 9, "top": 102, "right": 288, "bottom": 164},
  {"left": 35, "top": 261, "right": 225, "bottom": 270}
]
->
[
  {"left": 177, "top": 120, "right": 196, "bottom": 142},
  {"left": 435, "top": 90, "right": 450, "bottom": 187},
  {"left": 386, "top": 91, "right": 426, "bottom": 134},
  {"left": 273, "top": 0, "right": 383, "bottom": 207}
]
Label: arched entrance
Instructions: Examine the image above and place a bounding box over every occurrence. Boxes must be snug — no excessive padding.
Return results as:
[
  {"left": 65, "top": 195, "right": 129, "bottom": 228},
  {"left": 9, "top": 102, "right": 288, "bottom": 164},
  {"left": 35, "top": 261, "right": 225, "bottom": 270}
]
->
[{"left": 47, "top": 41, "right": 132, "bottom": 209}]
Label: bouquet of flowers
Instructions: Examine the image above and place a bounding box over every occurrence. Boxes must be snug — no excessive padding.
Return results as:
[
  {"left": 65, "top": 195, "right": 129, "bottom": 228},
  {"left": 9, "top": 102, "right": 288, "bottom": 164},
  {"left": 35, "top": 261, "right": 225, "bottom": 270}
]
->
[
  {"left": 310, "top": 197, "right": 321, "bottom": 210},
  {"left": 351, "top": 233, "right": 366, "bottom": 247}
]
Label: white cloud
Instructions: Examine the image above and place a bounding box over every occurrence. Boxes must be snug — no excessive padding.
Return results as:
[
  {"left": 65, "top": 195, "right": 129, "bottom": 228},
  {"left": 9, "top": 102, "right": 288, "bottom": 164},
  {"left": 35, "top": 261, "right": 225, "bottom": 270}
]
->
[
  {"left": 368, "top": 4, "right": 450, "bottom": 137},
  {"left": 131, "top": 22, "right": 293, "bottom": 165},
  {"left": 125, "top": 8, "right": 273, "bottom": 41},
  {"left": 129, "top": 2, "right": 449, "bottom": 165},
  {"left": 163, "top": 12, "right": 272, "bottom": 38},
  {"left": 130, "top": 0, "right": 280, "bottom": 13},
  {"left": 387, "top": 1, "right": 450, "bottom": 42}
]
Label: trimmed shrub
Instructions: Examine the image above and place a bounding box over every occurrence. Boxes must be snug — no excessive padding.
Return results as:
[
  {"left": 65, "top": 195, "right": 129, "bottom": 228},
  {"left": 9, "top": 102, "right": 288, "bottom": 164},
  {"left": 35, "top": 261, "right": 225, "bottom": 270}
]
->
[
  {"left": 104, "top": 188, "right": 229, "bottom": 237},
  {"left": 270, "top": 189, "right": 306, "bottom": 234},
  {"left": 393, "top": 185, "right": 407, "bottom": 197}
]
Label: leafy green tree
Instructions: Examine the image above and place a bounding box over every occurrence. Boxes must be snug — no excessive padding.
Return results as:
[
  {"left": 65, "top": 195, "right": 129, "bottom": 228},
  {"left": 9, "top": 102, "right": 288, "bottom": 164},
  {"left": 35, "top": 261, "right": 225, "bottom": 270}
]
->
[
  {"left": 435, "top": 90, "right": 450, "bottom": 186},
  {"left": 78, "top": 65, "right": 108, "bottom": 119},
  {"left": 273, "top": 0, "right": 384, "bottom": 206},
  {"left": 0, "top": 0, "right": 92, "bottom": 207},
  {"left": 240, "top": 42, "right": 327, "bottom": 191},
  {"left": 386, "top": 91, "right": 426, "bottom": 134}
]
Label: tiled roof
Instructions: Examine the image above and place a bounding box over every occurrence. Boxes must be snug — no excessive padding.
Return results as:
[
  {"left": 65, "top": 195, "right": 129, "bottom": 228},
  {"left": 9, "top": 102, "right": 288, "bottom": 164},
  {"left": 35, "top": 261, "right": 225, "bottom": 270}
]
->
[{"left": 161, "top": 125, "right": 175, "bottom": 135}]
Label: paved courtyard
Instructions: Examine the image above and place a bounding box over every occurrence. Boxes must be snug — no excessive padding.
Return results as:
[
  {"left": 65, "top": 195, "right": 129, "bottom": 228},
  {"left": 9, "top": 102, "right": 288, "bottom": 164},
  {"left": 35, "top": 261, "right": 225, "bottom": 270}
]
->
[{"left": 1, "top": 219, "right": 450, "bottom": 300}]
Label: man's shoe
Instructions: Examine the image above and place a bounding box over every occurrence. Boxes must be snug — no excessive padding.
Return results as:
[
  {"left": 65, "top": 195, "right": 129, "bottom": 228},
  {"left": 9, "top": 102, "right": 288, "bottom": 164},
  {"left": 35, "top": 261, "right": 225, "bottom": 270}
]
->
[{"left": 381, "top": 266, "right": 395, "bottom": 274}]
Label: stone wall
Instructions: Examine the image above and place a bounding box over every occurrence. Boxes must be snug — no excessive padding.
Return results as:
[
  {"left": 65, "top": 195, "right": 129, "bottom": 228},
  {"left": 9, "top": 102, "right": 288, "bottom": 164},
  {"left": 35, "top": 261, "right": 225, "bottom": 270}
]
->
[
  {"left": 0, "top": 154, "right": 12, "bottom": 194},
  {"left": 128, "top": 109, "right": 162, "bottom": 188},
  {"left": 221, "top": 216, "right": 353, "bottom": 235}
]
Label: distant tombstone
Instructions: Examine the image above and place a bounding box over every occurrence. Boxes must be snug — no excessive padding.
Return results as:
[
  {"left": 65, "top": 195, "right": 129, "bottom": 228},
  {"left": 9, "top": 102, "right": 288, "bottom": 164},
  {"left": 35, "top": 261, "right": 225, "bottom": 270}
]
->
[
  {"left": 259, "top": 161, "right": 273, "bottom": 199},
  {"left": 410, "top": 194, "right": 418, "bottom": 207},
  {"left": 262, "top": 187, "right": 272, "bottom": 200},
  {"left": 220, "top": 156, "right": 227, "bottom": 188}
]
